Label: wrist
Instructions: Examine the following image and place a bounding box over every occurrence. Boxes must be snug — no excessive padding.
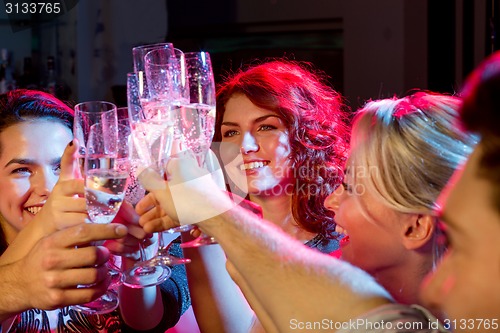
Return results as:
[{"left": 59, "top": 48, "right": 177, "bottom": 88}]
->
[
  {"left": 0, "top": 260, "right": 31, "bottom": 319},
  {"left": 169, "top": 172, "right": 235, "bottom": 226}
]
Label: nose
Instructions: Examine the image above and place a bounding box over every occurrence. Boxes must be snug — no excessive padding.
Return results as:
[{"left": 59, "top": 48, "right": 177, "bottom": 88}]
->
[
  {"left": 324, "top": 184, "right": 343, "bottom": 212},
  {"left": 32, "top": 170, "right": 58, "bottom": 198},
  {"left": 240, "top": 132, "right": 259, "bottom": 154}
]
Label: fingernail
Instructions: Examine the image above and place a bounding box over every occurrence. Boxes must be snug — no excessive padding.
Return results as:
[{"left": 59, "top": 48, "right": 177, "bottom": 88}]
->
[
  {"left": 115, "top": 225, "right": 128, "bottom": 236},
  {"left": 68, "top": 139, "right": 74, "bottom": 147}
]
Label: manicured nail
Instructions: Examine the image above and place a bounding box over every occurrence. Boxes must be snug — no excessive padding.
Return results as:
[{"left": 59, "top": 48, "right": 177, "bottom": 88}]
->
[{"left": 68, "top": 139, "right": 74, "bottom": 147}]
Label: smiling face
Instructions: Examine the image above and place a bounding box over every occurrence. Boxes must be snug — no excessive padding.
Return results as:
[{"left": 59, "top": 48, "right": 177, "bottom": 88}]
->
[
  {"left": 324, "top": 167, "right": 409, "bottom": 274},
  {"left": 420, "top": 143, "right": 500, "bottom": 327},
  {"left": 219, "top": 94, "right": 294, "bottom": 197},
  {"left": 0, "top": 120, "right": 72, "bottom": 243}
]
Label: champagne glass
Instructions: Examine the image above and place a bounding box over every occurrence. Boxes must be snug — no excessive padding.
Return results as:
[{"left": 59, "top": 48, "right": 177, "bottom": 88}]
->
[
  {"left": 73, "top": 101, "right": 118, "bottom": 175},
  {"left": 117, "top": 107, "right": 147, "bottom": 205},
  {"left": 138, "top": 48, "right": 195, "bottom": 262},
  {"left": 132, "top": 43, "right": 175, "bottom": 104},
  {"left": 71, "top": 123, "right": 130, "bottom": 314},
  {"left": 126, "top": 71, "right": 190, "bottom": 285},
  {"left": 173, "top": 51, "right": 218, "bottom": 248},
  {"left": 116, "top": 107, "right": 173, "bottom": 288},
  {"left": 144, "top": 47, "right": 188, "bottom": 108}
]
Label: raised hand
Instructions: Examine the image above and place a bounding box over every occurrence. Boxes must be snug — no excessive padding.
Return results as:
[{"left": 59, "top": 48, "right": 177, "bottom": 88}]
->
[
  {"left": 135, "top": 192, "right": 177, "bottom": 234},
  {"left": 136, "top": 149, "right": 231, "bottom": 232},
  {"left": 34, "top": 139, "right": 87, "bottom": 233},
  {"left": 1, "top": 223, "right": 128, "bottom": 320}
]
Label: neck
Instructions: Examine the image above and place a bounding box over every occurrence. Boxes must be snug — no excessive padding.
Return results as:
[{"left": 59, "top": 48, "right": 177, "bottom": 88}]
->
[
  {"left": 371, "top": 251, "right": 434, "bottom": 305},
  {"left": 249, "top": 193, "right": 316, "bottom": 243}
]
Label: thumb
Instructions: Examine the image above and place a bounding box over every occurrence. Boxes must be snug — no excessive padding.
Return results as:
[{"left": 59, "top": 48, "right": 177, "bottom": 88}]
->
[{"left": 59, "top": 139, "right": 80, "bottom": 181}]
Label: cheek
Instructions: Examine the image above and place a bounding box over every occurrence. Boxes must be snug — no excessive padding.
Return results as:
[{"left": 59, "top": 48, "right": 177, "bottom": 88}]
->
[
  {"left": 0, "top": 178, "right": 28, "bottom": 218},
  {"left": 0, "top": 178, "right": 28, "bottom": 202},
  {"left": 336, "top": 199, "right": 360, "bottom": 227},
  {"left": 262, "top": 133, "right": 291, "bottom": 160},
  {"left": 276, "top": 134, "right": 292, "bottom": 159}
]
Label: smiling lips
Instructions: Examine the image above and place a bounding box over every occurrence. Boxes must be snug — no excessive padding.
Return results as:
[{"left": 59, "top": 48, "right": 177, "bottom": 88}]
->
[
  {"left": 336, "top": 225, "right": 350, "bottom": 245},
  {"left": 239, "top": 160, "right": 270, "bottom": 171}
]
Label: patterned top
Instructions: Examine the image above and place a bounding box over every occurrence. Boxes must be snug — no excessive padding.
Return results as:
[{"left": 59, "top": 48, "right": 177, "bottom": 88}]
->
[{"left": 304, "top": 232, "right": 340, "bottom": 254}]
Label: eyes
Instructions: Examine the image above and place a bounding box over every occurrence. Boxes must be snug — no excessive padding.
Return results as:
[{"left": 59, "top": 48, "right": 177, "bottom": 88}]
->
[
  {"left": 341, "top": 182, "right": 353, "bottom": 194},
  {"left": 10, "top": 164, "right": 62, "bottom": 177},
  {"left": 222, "top": 124, "right": 278, "bottom": 138}
]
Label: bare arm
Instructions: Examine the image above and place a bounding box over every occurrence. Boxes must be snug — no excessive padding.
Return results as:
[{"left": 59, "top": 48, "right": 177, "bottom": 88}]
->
[
  {"left": 181, "top": 235, "right": 254, "bottom": 333},
  {"left": 136, "top": 155, "right": 393, "bottom": 332},
  {"left": 199, "top": 204, "right": 392, "bottom": 331},
  {"left": 107, "top": 201, "right": 165, "bottom": 331}
]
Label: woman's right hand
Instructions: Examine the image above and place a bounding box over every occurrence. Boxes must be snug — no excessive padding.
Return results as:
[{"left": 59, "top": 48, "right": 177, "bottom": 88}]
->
[
  {"left": 34, "top": 140, "right": 88, "bottom": 234},
  {"left": 136, "top": 149, "right": 233, "bottom": 233}
]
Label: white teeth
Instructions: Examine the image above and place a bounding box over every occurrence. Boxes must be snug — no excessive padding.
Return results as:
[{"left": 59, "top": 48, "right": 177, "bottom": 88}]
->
[
  {"left": 26, "top": 206, "right": 42, "bottom": 215},
  {"left": 240, "top": 161, "right": 269, "bottom": 171},
  {"left": 336, "top": 225, "right": 348, "bottom": 236}
]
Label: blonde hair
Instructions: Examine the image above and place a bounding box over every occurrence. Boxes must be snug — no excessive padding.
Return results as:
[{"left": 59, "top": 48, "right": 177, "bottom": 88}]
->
[{"left": 349, "top": 91, "right": 477, "bottom": 215}]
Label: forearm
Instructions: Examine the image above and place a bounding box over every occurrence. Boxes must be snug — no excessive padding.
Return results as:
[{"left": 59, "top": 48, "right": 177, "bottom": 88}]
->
[
  {"left": 226, "top": 261, "right": 279, "bottom": 333},
  {"left": 199, "top": 204, "right": 392, "bottom": 331},
  {"left": 0, "top": 219, "right": 47, "bottom": 265},
  {"left": 181, "top": 234, "right": 254, "bottom": 333},
  {"left": 119, "top": 257, "right": 164, "bottom": 330},
  {"left": 0, "top": 261, "right": 31, "bottom": 322},
  {"left": 119, "top": 284, "right": 164, "bottom": 330}
]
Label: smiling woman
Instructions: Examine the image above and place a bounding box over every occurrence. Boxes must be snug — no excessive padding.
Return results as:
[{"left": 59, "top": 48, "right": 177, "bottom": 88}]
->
[
  {"left": 180, "top": 59, "right": 351, "bottom": 333},
  {"left": 0, "top": 89, "right": 74, "bottom": 254},
  {"left": 0, "top": 120, "right": 72, "bottom": 241},
  {"left": 215, "top": 60, "right": 350, "bottom": 240},
  {"left": 323, "top": 91, "right": 478, "bottom": 309},
  {"left": 0, "top": 89, "right": 191, "bottom": 333}
]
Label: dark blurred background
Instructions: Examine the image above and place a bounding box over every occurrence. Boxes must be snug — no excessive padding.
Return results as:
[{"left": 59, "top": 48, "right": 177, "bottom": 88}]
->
[{"left": 1, "top": 0, "right": 498, "bottom": 109}]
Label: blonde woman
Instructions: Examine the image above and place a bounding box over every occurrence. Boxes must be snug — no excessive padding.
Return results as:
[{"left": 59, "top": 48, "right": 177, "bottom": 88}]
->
[{"left": 324, "top": 91, "right": 477, "bottom": 305}]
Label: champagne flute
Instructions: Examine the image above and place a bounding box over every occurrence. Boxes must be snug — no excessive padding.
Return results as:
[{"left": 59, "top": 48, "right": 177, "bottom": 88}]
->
[
  {"left": 172, "top": 51, "right": 218, "bottom": 248},
  {"left": 132, "top": 42, "right": 175, "bottom": 105},
  {"left": 71, "top": 123, "right": 130, "bottom": 314},
  {"left": 116, "top": 107, "right": 173, "bottom": 288},
  {"left": 125, "top": 72, "right": 190, "bottom": 287},
  {"left": 73, "top": 101, "right": 118, "bottom": 175},
  {"left": 138, "top": 48, "right": 195, "bottom": 262}
]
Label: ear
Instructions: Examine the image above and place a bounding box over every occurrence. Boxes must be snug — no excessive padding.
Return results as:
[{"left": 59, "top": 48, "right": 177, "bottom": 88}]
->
[{"left": 401, "top": 214, "right": 435, "bottom": 250}]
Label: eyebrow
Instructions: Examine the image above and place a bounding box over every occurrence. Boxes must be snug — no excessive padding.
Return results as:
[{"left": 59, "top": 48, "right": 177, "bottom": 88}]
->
[
  {"left": 4, "top": 158, "right": 61, "bottom": 168},
  {"left": 221, "top": 115, "right": 282, "bottom": 127}
]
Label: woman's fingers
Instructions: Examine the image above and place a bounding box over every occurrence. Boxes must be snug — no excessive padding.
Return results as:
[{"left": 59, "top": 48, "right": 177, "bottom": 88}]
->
[{"left": 58, "top": 139, "right": 80, "bottom": 182}]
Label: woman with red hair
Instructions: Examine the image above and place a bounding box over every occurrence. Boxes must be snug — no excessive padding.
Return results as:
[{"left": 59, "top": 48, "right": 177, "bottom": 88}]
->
[{"left": 182, "top": 59, "right": 350, "bottom": 332}]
